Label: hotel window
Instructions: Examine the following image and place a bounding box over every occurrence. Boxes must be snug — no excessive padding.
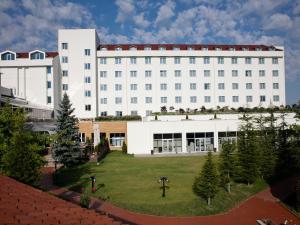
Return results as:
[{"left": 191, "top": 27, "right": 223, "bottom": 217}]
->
[
  {"left": 175, "top": 96, "right": 182, "bottom": 103},
  {"left": 204, "top": 83, "right": 210, "bottom": 90},
  {"left": 232, "top": 96, "right": 239, "bottom": 102},
  {"left": 101, "top": 111, "right": 107, "bottom": 116},
  {"left": 160, "top": 57, "right": 166, "bottom": 64},
  {"left": 84, "top": 77, "right": 91, "bottom": 83},
  {"left": 1, "top": 52, "right": 15, "bottom": 60},
  {"left": 100, "top": 84, "right": 107, "bottom": 91},
  {"left": 115, "top": 97, "right": 122, "bottom": 104},
  {"left": 145, "top": 57, "right": 151, "bottom": 64},
  {"left": 190, "top": 70, "right": 196, "bottom": 77},
  {"left": 62, "top": 70, "right": 68, "bottom": 77},
  {"left": 100, "top": 57, "right": 107, "bottom": 64},
  {"left": 259, "top": 83, "right": 266, "bottom": 89},
  {"left": 130, "top": 71, "right": 137, "bottom": 77},
  {"left": 204, "top": 70, "right": 210, "bottom": 77},
  {"left": 259, "top": 70, "right": 265, "bottom": 77},
  {"left": 145, "top": 97, "right": 152, "bottom": 103},
  {"left": 62, "top": 43, "right": 68, "bottom": 49},
  {"left": 159, "top": 46, "right": 166, "bottom": 50},
  {"left": 202, "top": 47, "right": 208, "bottom": 51},
  {"left": 219, "top": 96, "right": 225, "bottom": 103},
  {"left": 110, "top": 133, "right": 125, "bottom": 147},
  {"left": 232, "top": 70, "right": 238, "bottom": 77},
  {"left": 174, "top": 70, "right": 181, "bottom": 77},
  {"left": 131, "top": 97, "right": 138, "bottom": 104},
  {"left": 80, "top": 133, "right": 86, "bottom": 143},
  {"left": 218, "top": 83, "right": 225, "bottom": 90},
  {"left": 130, "top": 57, "right": 137, "bottom": 64},
  {"left": 273, "top": 95, "right": 280, "bottom": 102},
  {"left": 231, "top": 57, "right": 238, "bottom": 64},
  {"left": 218, "top": 70, "right": 224, "bottom": 77},
  {"left": 144, "top": 46, "right": 151, "bottom": 50},
  {"left": 174, "top": 57, "right": 181, "bottom": 64},
  {"left": 100, "top": 47, "right": 107, "bottom": 51},
  {"left": 189, "top": 57, "right": 195, "bottom": 64},
  {"left": 175, "top": 83, "right": 181, "bottom": 90},
  {"left": 47, "top": 66, "right": 51, "bottom": 74},
  {"left": 85, "top": 105, "right": 91, "bottom": 111},
  {"left": 129, "top": 46, "right": 137, "bottom": 51},
  {"left": 31, "top": 52, "right": 44, "bottom": 60},
  {"left": 246, "top": 96, "right": 253, "bottom": 102},
  {"left": 115, "top": 47, "right": 122, "bottom": 51},
  {"left": 160, "top": 83, "right": 167, "bottom": 90},
  {"left": 115, "top": 57, "right": 121, "bottom": 64},
  {"left": 173, "top": 47, "right": 180, "bottom": 50},
  {"left": 160, "top": 70, "right": 167, "bottom": 77},
  {"left": 145, "top": 70, "right": 152, "bottom": 77},
  {"left": 153, "top": 133, "right": 182, "bottom": 153},
  {"left": 115, "top": 84, "right": 122, "bottom": 91},
  {"left": 218, "top": 57, "right": 224, "bottom": 64},
  {"left": 215, "top": 47, "right": 221, "bottom": 51},
  {"left": 85, "top": 90, "right": 91, "bottom": 97},
  {"left": 204, "top": 57, "right": 210, "bottom": 64},
  {"left": 84, "top": 49, "right": 91, "bottom": 56},
  {"left": 131, "top": 111, "right": 138, "bottom": 116},
  {"left": 190, "top": 96, "right": 197, "bottom": 103},
  {"left": 146, "top": 110, "right": 152, "bottom": 116},
  {"left": 84, "top": 63, "right": 90, "bottom": 70},
  {"left": 62, "top": 56, "right": 68, "bottom": 63},
  {"left": 130, "top": 84, "right": 137, "bottom": 90},
  {"left": 186, "top": 132, "right": 214, "bottom": 152},
  {"left": 161, "top": 97, "right": 167, "bottom": 103},
  {"left": 273, "top": 83, "right": 279, "bottom": 89},
  {"left": 204, "top": 96, "right": 211, "bottom": 103},
  {"left": 229, "top": 47, "right": 235, "bottom": 51},
  {"left": 246, "top": 83, "right": 252, "bottom": 89},
  {"left": 232, "top": 83, "right": 239, "bottom": 90},
  {"left": 260, "top": 95, "right": 266, "bottom": 102},
  {"left": 115, "top": 71, "right": 122, "bottom": 77},
  {"left": 188, "top": 46, "right": 194, "bottom": 51},
  {"left": 100, "top": 98, "right": 107, "bottom": 104},
  {"left": 272, "top": 57, "right": 278, "bottom": 64},
  {"left": 190, "top": 83, "right": 196, "bottom": 90},
  {"left": 100, "top": 71, "right": 107, "bottom": 78},
  {"left": 115, "top": 111, "right": 123, "bottom": 117},
  {"left": 47, "top": 81, "right": 51, "bottom": 89},
  {"left": 242, "top": 47, "right": 248, "bottom": 51},
  {"left": 62, "top": 84, "right": 68, "bottom": 91},
  {"left": 272, "top": 70, "right": 279, "bottom": 77},
  {"left": 259, "top": 57, "right": 265, "bottom": 64},
  {"left": 145, "top": 84, "right": 152, "bottom": 90},
  {"left": 245, "top": 57, "right": 252, "bottom": 64},
  {"left": 47, "top": 96, "right": 52, "bottom": 104},
  {"left": 245, "top": 70, "right": 252, "bottom": 77}
]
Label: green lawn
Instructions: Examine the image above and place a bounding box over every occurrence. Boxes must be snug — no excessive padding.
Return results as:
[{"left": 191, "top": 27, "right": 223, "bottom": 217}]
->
[{"left": 54, "top": 151, "right": 267, "bottom": 216}]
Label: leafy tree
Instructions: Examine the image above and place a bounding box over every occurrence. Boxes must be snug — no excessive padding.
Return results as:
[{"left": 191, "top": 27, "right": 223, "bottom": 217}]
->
[
  {"left": 0, "top": 104, "right": 45, "bottom": 186},
  {"left": 52, "top": 93, "right": 80, "bottom": 167},
  {"left": 219, "top": 141, "right": 236, "bottom": 193},
  {"left": 236, "top": 113, "right": 259, "bottom": 185},
  {"left": 193, "top": 151, "right": 219, "bottom": 206},
  {"left": 122, "top": 142, "right": 127, "bottom": 154}
]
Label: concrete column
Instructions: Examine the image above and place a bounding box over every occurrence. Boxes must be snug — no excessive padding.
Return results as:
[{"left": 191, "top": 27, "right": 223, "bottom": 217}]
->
[
  {"left": 182, "top": 132, "right": 187, "bottom": 153},
  {"left": 93, "top": 123, "right": 100, "bottom": 146}
]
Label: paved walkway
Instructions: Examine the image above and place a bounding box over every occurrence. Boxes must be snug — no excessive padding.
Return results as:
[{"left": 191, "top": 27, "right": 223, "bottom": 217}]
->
[{"left": 41, "top": 167, "right": 300, "bottom": 225}]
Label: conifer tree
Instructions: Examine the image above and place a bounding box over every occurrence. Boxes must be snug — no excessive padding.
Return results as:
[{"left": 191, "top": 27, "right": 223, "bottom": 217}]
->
[
  {"left": 193, "top": 151, "right": 219, "bottom": 206},
  {"left": 52, "top": 93, "right": 80, "bottom": 167},
  {"left": 236, "top": 113, "right": 259, "bottom": 185},
  {"left": 219, "top": 140, "right": 236, "bottom": 193}
]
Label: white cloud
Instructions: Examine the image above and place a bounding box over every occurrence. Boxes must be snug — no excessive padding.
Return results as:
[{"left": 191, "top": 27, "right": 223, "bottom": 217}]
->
[
  {"left": 0, "top": 0, "right": 16, "bottom": 10},
  {"left": 155, "top": 0, "right": 176, "bottom": 25},
  {"left": 115, "top": 0, "right": 135, "bottom": 23},
  {"left": 263, "top": 13, "right": 293, "bottom": 31},
  {"left": 134, "top": 13, "right": 150, "bottom": 28}
]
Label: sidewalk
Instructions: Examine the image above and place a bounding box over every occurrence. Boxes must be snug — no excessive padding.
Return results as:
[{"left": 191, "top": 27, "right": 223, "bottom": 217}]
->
[{"left": 41, "top": 167, "right": 300, "bottom": 225}]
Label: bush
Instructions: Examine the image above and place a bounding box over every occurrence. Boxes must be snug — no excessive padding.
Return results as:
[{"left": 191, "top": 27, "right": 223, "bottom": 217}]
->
[
  {"left": 122, "top": 142, "right": 127, "bottom": 154},
  {"left": 80, "top": 191, "right": 90, "bottom": 208}
]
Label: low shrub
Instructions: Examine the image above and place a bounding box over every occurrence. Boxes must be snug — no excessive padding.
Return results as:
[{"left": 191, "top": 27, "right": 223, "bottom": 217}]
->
[{"left": 80, "top": 191, "right": 90, "bottom": 209}]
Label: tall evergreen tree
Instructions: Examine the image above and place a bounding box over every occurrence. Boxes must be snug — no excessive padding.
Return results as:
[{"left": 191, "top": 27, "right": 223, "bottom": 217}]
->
[
  {"left": 236, "top": 113, "right": 259, "bottom": 185},
  {"left": 52, "top": 93, "right": 80, "bottom": 167},
  {"left": 219, "top": 140, "right": 236, "bottom": 193},
  {"left": 193, "top": 151, "right": 219, "bottom": 206}
]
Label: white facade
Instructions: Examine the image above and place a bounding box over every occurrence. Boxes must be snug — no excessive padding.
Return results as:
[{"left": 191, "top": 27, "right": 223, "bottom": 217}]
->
[
  {"left": 0, "top": 50, "right": 61, "bottom": 113},
  {"left": 127, "top": 113, "right": 298, "bottom": 155}
]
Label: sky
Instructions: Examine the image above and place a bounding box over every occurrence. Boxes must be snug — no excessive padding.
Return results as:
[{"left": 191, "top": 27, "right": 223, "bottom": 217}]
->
[{"left": 0, "top": 0, "right": 299, "bottom": 105}]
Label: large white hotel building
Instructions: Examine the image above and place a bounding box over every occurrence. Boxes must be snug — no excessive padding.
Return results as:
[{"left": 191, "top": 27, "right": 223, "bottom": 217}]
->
[{"left": 0, "top": 29, "right": 293, "bottom": 154}]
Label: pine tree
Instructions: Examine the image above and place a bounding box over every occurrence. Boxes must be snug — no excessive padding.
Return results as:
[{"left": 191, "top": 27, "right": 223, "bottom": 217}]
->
[
  {"left": 219, "top": 140, "right": 236, "bottom": 193},
  {"left": 193, "top": 151, "right": 219, "bottom": 206},
  {"left": 236, "top": 113, "right": 259, "bottom": 185},
  {"left": 52, "top": 93, "right": 80, "bottom": 167}
]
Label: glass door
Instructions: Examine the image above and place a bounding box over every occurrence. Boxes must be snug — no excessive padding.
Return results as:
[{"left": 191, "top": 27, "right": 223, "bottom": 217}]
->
[
  {"left": 163, "top": 139, "right": 173, "bottom": 152},
  {"left": 195, "top": 138, "right": 206, "bottom": 152}
]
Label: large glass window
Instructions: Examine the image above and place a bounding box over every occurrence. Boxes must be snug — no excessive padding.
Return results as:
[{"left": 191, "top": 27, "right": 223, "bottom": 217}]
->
[
  {"left": 153, "top": 133, "right": 182, "bottom": 153},
  {"left": 218, "top": 131, "right": 237, "bottom": 151},
  {"left": 110, "top": 133, "right": 125, "bottom": 147},
  {"left": 186, "top": 132, "right": 214, "bottom": 152},
  {"left": 30, "top": 52, "right": 44, "bottom": 60},
  {"left": 1, "top": 52, "right": 15, "bottom": 60}
]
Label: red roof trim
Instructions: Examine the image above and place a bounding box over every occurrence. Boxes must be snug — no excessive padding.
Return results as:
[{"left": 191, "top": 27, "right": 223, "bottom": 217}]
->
[
  {"left": 16, "top": 51, "right": 58, "bottom": 58},
  {"left": 97, "top": 44, "right": 282, "bottom": 51}
]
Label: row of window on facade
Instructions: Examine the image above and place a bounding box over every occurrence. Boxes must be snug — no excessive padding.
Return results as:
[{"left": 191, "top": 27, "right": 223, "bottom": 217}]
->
[
  {"left": 1, "top": 51, "right": 47, "bottom": 61},
  {"left": 79, "top": 132, "right": 125, "bottom": 147},
  {"left": 98, "top": 56, "right": 279, "bottom": 65}
]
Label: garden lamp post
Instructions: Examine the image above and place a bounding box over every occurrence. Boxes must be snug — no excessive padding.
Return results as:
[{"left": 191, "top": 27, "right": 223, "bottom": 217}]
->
[
  {"left": 90, "top": 176, "right": 96, "bottom": 193},
  {"left": 158, "top": 176, "right": 169, "bottom": 197}
]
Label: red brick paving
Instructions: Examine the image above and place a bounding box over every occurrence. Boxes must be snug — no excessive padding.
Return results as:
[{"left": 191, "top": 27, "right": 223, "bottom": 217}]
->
[{"left": 41, "top": 167, "right": 300, "bottom": 225}]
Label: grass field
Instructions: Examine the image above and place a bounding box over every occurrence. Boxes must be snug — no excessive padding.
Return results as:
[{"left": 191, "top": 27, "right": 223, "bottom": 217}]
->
[{"left": 54, "top": 151, "right": 268, "bottom": 216}]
